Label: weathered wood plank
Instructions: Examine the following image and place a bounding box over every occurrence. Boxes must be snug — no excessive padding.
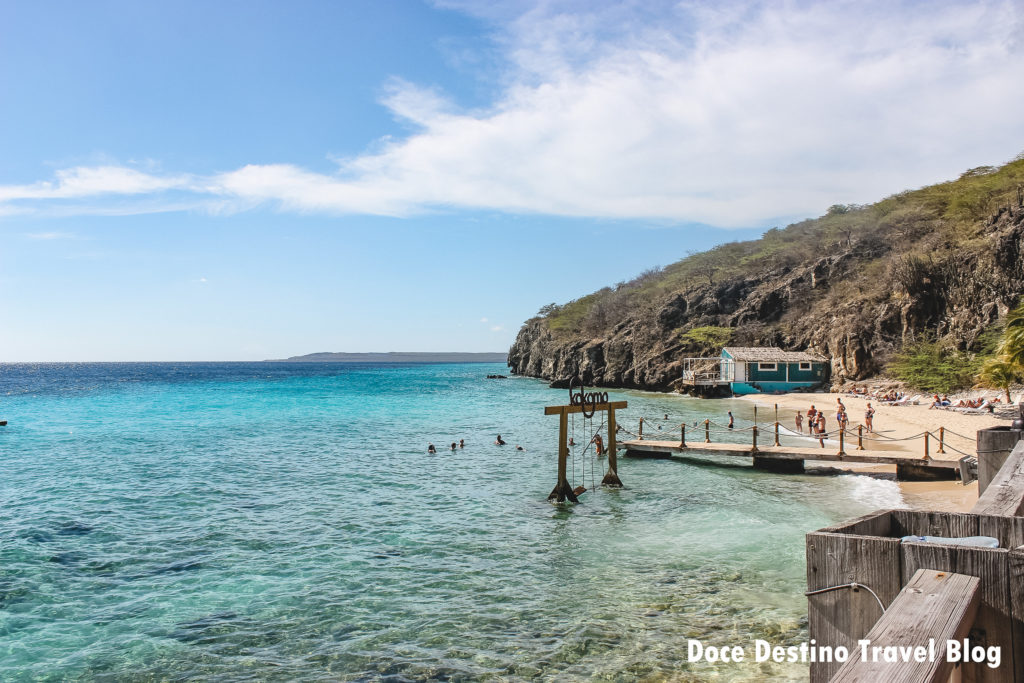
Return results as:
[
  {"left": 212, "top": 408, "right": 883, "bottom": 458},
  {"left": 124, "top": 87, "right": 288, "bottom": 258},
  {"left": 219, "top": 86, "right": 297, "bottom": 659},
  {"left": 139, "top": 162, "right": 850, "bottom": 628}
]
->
[
  {"left": 972, "top": 442, "right": 1024, "bottom": 517},
  {"left": 831, "top": 569, "right": 980, "bottom": 683},
  {"left": 1007, "top": 547, "right": 1024, "bottom": 683},
  {"left": 818, "top": 510, "right": 893, "bottom": 537},
  {"left": 806, "top": 531, "right": 902, "bottom": 683},
  {"left": 891, "top": 510, "right": 980, "bottom": 540},
  {"left": 900, "top": 544, "right": 1013, "bottom": 683},
  {"left": 543, "top": 401, "right": 627, "bottom": 415}
]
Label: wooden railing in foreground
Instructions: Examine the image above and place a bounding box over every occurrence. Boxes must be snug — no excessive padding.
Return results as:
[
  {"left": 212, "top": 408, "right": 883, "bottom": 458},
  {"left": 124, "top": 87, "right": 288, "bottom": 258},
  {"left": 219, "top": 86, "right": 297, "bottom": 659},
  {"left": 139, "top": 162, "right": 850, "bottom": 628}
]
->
[
  {"left": 829, "top": 569, "right": 980, "bottom": 683},
  {"left": 972, "top": 441, "right": 1024, "bottom": 516}
]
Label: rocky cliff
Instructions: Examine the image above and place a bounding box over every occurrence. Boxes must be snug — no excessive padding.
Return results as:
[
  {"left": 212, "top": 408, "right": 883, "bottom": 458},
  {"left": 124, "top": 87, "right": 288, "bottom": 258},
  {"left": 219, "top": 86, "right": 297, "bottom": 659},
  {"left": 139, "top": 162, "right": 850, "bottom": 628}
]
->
[{"left": 509, "top": 161, "right": 1024, "bottom": 391}]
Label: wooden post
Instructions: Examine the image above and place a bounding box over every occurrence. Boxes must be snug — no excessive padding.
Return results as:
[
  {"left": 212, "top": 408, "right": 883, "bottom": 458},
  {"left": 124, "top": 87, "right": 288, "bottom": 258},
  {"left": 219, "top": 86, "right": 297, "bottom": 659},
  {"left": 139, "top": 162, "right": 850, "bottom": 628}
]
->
[
  {"left": 680, "top": 423, "right": 686, "bottom": 448},
  {"left": 924, "top": 431, "right": 930, "bottom": 459},
  {"left": 838, "top": 426, "right": 846, "bottom": 456},
  {"left": 856, "top": 424, "right": 864, "bottom": 450},
  {"left": 704, "top": 419, "right": 710, "bottom": 443},
  {"left": 774, "top": 403, "right": 778, "bottom": 423},
  {"left": 602, "top": 406, "right": 623, "bottom": 488},
  {"left": 548, "top": 411, "right": 578, "bottom": 502},
  {"left": 938, "top": 426, "right": 946, "bottom": 454},
  {"left": 638, "top": 417, "right": 644, "bottom": 441},
  {"left": 754, "top": 406, "right": 757, "bottom": 425},
  {"left": 751, "top": 425, "right": 759, "bottom": 453},
  {"left": 774, "top": 421, "right": 780, "bottom": 446}
]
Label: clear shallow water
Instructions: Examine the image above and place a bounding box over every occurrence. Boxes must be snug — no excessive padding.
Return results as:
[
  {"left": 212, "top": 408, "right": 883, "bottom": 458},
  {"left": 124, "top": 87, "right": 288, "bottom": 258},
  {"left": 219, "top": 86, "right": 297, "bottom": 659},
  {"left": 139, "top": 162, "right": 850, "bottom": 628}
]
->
[{"left": 0, "top": 363, "right": 905, "bottom": 681}]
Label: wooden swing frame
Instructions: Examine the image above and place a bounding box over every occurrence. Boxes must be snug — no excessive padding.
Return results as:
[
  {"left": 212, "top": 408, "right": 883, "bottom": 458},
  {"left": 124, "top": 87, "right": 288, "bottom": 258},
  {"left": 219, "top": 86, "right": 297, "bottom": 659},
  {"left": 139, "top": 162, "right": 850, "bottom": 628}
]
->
[{"left": 544, "top": 399, "right": 627, "bottom": 502}]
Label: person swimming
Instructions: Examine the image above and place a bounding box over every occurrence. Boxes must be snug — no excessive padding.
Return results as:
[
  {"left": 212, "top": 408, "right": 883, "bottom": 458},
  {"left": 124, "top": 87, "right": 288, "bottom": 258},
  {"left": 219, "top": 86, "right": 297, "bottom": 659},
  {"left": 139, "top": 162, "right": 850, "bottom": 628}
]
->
[
  {"left": 515, "top": 445, "right": 524, "bottom": 451},
  {"left": 459, "top": 439, "right": 465, "bottom": 449},
  {"left": 427, "top": 443, "right": 437, "bottom": 454},
  {"left": 450, "top": 442, "right": 457, "bottom": 451},
  {"left": 495, "top": 434, "right": 506, "bottom": 445}
]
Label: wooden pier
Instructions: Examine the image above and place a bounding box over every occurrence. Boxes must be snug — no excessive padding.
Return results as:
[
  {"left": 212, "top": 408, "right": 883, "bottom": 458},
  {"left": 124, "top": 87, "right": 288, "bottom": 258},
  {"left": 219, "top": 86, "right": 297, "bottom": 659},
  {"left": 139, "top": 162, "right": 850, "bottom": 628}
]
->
[{"left": 619, "top": 439, "right": 960, "bottom": 480}]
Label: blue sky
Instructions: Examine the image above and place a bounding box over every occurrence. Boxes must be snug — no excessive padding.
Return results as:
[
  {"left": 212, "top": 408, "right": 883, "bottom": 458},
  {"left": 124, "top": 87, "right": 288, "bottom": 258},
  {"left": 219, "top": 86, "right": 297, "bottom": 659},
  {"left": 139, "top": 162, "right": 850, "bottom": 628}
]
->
[{"left": 1, "top": 0, "right": 1022, "bottom": 361}]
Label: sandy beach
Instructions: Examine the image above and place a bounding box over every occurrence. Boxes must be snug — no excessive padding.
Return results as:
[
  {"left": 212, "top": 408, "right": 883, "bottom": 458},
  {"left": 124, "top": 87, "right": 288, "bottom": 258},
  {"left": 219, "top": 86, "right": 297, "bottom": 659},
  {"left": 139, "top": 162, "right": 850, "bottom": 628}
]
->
[{"left": 740, "top": 391, "right": 1015, "bottom": 512}]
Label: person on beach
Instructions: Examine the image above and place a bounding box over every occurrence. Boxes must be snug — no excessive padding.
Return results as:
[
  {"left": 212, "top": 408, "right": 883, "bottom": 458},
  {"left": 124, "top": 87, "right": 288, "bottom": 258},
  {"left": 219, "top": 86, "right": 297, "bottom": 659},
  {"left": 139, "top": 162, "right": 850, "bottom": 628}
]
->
[
  {"left": 837, "top": 409, "right": 849, "bottom": 432},
  {"left": 816, "top": 413, "right": 826, "bottom": 447},
  {"left": 865, "top": 403, "right": 875, "bottom": 433},
  {"left": 592, "top": 432, "right": 604, "bottom": 456},
  {"left": 795, "top": 411, "right": 803, "bottom": 433},
  {"left": 727, "top": 411, "right": 734, "bottom": 429},
  {"left": 808, "top": 405, "right": 818, "bottom": 423},
  {"left": 428, "top": 443, "right": 437, "bottom": 454},
  {"left": 495, "top": 434, "right": 506, "bottom": 445},
  {"left": 837, "top": 398, "right": 845, "bottom": 412}
]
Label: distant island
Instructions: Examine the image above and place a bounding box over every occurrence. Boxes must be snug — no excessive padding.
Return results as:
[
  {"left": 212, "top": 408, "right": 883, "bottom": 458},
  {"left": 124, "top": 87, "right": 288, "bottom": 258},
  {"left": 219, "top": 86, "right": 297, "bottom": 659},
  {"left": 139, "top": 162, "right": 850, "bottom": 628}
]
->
[{"left": 270, "top": 352, "right": 508, "bottom": 363}]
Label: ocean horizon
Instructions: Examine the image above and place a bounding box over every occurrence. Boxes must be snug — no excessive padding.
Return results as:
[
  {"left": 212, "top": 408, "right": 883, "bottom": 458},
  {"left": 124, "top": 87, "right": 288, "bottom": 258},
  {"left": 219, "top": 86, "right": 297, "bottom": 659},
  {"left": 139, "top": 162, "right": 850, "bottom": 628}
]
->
[{"left": 0, "top": 362, "right": 905, "bottom": 681}]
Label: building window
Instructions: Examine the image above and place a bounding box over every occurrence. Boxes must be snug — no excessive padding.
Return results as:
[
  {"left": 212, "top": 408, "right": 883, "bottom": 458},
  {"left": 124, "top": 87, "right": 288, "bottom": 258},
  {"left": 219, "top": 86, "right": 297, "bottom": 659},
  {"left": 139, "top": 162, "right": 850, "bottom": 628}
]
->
[
  {"left": 799, "top": 362, "right": 811, "bottom": 371},
  {"left": 758, "top": 362, "right": 777, "bottom": 371}
]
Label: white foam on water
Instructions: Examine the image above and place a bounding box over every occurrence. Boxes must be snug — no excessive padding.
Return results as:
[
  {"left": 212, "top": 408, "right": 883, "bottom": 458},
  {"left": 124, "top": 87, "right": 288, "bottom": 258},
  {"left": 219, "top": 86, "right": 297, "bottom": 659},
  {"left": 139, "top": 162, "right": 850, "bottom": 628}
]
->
[{"left": 846, "top": 474, "right": 909, "bottom": 510}]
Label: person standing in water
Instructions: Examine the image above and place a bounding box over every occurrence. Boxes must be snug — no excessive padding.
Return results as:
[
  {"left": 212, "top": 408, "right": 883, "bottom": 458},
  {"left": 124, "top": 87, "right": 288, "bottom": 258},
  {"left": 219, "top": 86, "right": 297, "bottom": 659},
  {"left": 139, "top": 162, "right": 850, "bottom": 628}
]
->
[
  {"left": 427, "top": 443, "right": 437, "bottom": 454},
  {"left": 459, "top": 439, "right": 465, "bottom": 449},
  {"left": 727, "top": 411, "right": 734, "bottom": 429},
  {"left": 494, "top": 434, "right": 506, "bottom": 445},
  {"left": 795, "top": 411, "right": 803, "bottom": 433},
  {"left": 592, "top": 432, "right": 604, "bottom": 456}
]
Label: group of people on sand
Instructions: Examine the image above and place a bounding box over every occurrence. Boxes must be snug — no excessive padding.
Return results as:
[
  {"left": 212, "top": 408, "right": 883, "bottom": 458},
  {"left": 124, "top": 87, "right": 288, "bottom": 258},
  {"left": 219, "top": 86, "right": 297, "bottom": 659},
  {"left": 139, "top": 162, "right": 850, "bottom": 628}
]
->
[
  {"left": 929, "top": 393, "right": 997, "bottom": 412},
  {"left": 792, "top": 398, "right": 875, "bottom": 442}
]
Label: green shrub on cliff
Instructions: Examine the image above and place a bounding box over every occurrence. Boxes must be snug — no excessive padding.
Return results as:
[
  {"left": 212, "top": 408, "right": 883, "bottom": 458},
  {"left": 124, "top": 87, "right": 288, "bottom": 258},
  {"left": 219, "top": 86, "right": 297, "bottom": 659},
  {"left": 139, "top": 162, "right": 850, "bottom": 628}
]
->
[
  {"left": 887, "top": 339, "right": 978, "bottom": 393},
  {"left": 679, "top": 326, "right": 733, "bottom": 354}
]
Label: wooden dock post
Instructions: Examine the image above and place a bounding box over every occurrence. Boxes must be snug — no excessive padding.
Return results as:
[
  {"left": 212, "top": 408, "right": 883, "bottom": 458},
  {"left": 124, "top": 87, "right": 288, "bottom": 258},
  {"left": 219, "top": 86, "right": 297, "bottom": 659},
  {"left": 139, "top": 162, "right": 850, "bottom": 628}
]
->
[
  {"left": 548, "top": 410, "right": 578, "bottom": 503},
  {"left": 704, "top": 419, "right": 710, "bottom": 443},
  {"left": 751, "top": 425, "right": 759, "bottom": 453},
  {"left": 837, "top": 427, "right": 846, "bottom": 456},
  {"left": 924, "top": 431, "right": 930, "bottom": 458},
  {"left": 857, "top": 425, "right": 864, "bottom": 450},
  {"left": 638, "top": 417, "right": 644, "bottom": 441},
  {"left": 601, "top": 405, "right": 623, "bottom": 488},
  {"left": 937, "top": 426, "right": 946, "bottom": 454},
  {"left": 679, "top": 424, "right": 686, "bottom": 449},
  {"left": 774, "top": 421, "right": 780, "bottom": 447}
]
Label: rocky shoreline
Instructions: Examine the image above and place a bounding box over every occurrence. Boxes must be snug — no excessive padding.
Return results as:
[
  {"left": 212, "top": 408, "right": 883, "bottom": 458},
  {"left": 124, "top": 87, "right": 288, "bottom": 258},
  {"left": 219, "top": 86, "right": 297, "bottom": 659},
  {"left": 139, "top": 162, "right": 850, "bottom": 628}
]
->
[{"left": 509, "top": 203, "right": 1024, "bottom": 392}]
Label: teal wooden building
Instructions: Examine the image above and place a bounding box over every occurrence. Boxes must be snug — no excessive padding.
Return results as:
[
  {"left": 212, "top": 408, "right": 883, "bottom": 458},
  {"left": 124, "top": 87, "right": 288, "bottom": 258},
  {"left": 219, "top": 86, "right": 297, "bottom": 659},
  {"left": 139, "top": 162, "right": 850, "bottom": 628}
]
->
[
  {"left": 681, "top": 347, "right": 829, "bottom": 395},
  {"left": 720, "top": 347, "right": 828, "bottom": 394}
]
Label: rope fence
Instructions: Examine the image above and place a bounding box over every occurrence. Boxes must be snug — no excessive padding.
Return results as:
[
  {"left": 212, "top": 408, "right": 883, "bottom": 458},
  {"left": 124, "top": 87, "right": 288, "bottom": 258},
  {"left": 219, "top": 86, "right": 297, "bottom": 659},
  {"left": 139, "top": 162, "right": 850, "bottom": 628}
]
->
[{"left": 622, "top": 412, "right": 984, "bottom": 463}]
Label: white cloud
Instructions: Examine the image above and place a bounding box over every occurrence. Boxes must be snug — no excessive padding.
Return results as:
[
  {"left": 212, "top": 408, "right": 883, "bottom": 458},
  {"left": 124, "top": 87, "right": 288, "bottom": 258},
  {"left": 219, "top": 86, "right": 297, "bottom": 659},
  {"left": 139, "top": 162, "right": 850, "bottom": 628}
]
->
[
  {"left": 1, "top": 1, "right": 1022, "bottom": 226},
  {"left": 490, "top": 325, "right": 504, "bottom": 332},
  {"left": 480, "top": 317, "right": 489, "bottom": 322}
]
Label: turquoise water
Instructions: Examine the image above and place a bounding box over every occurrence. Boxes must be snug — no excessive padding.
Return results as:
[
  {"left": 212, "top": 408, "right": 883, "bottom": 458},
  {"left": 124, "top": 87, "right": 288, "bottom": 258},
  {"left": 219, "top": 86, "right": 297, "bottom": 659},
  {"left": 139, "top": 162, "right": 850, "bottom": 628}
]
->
[{"left": 0, "top": 363, "right": 905, "bottom": 681}]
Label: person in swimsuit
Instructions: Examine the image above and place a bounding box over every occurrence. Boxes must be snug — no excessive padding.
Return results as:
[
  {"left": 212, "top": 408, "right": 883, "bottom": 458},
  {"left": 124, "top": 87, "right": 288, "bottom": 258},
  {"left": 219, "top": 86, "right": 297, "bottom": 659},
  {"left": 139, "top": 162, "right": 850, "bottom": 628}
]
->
[
  {"left": 427, "top": 443, "right": 437, "bottom": 454},
  {"left": 495, "top": 434, "right": 506, "bottom": 445},
  {"left": 727, "top": 411, "right": 734, "bottom": 429},
  {"left": 459, "top": 439, "right": 465, "bottom": 449},
  {"left": 795, "top": 412, "right": 803, "bottom": 433},
  {"left": 865, "top": 403, "right": 875, "bottom": 433},
  {"left": 450, "top": 442, "right": 457, "bottom": 451},
  {"left": 592, "top": 433, "right": 604, "bottom": 456}
]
